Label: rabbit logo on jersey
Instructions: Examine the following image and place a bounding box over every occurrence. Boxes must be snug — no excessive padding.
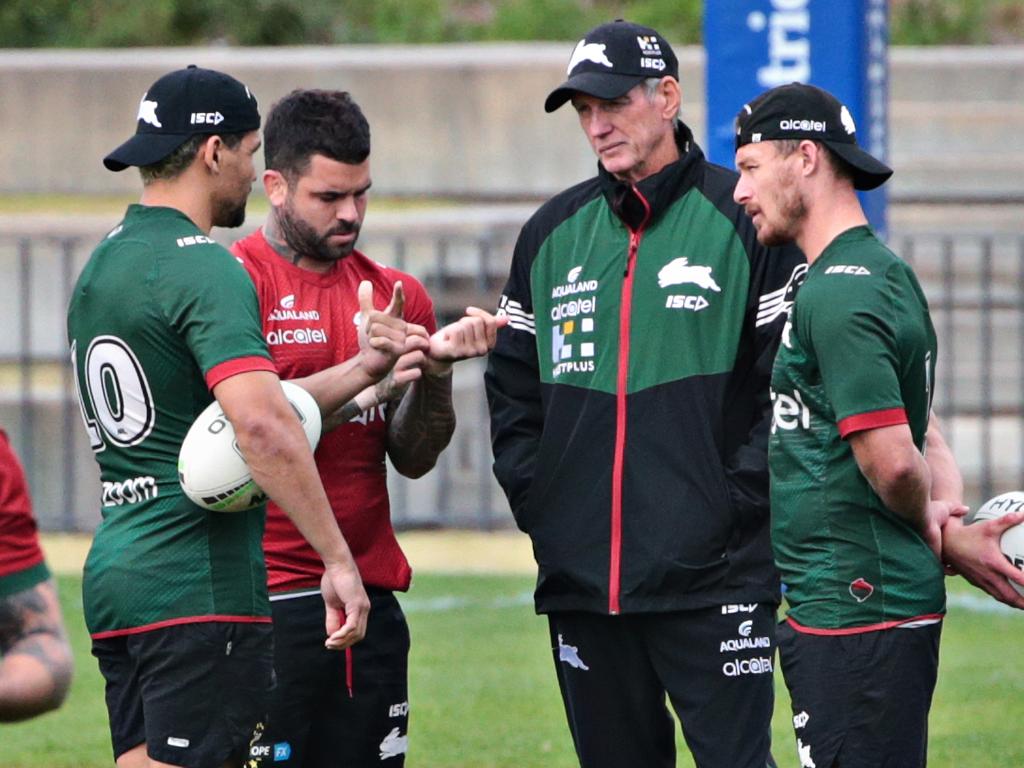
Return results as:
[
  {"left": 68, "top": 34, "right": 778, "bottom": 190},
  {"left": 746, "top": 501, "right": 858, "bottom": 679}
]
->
[{"left": 659, "top": 257, "right": 721, "bottom": 312}]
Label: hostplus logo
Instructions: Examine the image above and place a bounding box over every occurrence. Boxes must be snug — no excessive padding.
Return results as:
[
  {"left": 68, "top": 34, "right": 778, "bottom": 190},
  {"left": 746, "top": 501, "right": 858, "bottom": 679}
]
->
[{"left": 551, "top": 266, "right": 598, "bottom": 377}]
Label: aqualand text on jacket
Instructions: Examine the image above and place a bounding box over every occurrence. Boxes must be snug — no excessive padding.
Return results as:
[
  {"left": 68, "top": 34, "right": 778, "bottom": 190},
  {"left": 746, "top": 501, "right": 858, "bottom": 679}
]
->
[{"left": 485, "top": 123, "right": 807, "bottom": 616}]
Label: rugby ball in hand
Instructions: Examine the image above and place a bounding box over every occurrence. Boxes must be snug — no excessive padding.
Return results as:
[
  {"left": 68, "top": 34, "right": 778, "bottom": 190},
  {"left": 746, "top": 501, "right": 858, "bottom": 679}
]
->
[
  {"left": 969, "top": 490, "right": 1024, "bottom": 596},
  {"left": 178, "top": 380, "right": 322, "bottom": 512}
]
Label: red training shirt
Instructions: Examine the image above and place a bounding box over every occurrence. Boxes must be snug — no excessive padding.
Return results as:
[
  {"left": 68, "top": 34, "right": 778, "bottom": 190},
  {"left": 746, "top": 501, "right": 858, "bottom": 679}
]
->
[{"left": 232, "top": 230, "right": 437, "bottom": 593}]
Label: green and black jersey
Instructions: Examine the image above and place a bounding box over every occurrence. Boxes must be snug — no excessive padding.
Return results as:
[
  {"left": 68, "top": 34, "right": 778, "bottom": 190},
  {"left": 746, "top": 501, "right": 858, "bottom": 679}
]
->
[
  {"left": 770, "top": 226, "right": 944, "bottom": 632},
  {"left": 486, "top": 125, "right": 806, "bottom": 615},
  {"left": 66, "top": 205, "right": 278, "bottom": 638}
]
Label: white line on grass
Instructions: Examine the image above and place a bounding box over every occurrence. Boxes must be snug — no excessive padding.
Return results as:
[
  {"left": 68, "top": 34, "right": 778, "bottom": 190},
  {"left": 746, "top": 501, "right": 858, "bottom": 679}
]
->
[
  {"left": 399, "top": 592, "right": 1024, "bottom": 616},
  {"left": 401, "top": 591, "right": 534, "bottom": 613}
]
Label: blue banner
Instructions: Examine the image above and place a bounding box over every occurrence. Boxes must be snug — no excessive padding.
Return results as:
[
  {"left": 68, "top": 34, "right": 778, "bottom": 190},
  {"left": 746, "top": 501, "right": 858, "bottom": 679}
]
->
[{"left": 704, "top": 0, "right": 889, "bottom": 237}]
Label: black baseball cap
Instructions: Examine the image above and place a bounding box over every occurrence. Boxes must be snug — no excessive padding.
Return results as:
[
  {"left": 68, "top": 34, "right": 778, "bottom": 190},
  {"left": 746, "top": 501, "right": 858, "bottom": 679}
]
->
[
  {"left": 734, "top": 82, "right": 892, "bottom": 190},
  {"left": 104, "top": 65, "right": 261, "bottom": 172},
  {"left": 544, "top": 19, "right": 678, "bottom": 113}
]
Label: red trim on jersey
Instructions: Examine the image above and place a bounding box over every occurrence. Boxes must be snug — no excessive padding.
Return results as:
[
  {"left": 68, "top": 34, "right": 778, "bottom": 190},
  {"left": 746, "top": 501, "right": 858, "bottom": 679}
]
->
[
  {"left": 205, "top": 355, "right": 278, "bottom": 391},
  {"left": 345, "top": 647, "right": 354, "bottom": 699},
  {"left": 837, "top": 407, "right": 908, "bottom": 439},
  {"left": 786, "top": 613, "right": 944, "bottom": 636},
  {"left": 89, "top": 614, "right": 272, "bottom": 640}
]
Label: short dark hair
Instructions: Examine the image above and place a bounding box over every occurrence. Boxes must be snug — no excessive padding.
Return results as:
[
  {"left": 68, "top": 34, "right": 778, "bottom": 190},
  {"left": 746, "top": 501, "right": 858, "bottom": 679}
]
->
[
  {"left": 139, "top": 132, "right": 246, "bottom": 185},
  {"left": 264, "top": 89, "right": 370, "bottom": 179},
  {"left": 774, "top": 138, "right": 855, "bottom": 185}
]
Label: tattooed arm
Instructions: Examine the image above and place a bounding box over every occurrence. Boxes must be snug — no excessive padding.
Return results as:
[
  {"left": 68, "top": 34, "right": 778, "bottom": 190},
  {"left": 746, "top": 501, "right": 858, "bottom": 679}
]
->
[
  {"left": 386, "top": 357, "right": 457, "bottom": 479},
  {"left": 0, "top": 579, "right": 73, "bottom": 721}
]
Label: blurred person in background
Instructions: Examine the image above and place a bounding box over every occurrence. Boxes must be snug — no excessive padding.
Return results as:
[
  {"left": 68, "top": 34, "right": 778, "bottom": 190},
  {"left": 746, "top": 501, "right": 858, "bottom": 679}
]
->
[
  {"left": 67, "top": 67, "right": 408, "bottom": 768},
  {"left": 733, "top": 81, "right": 1024, "bottom": 768},
  {"left": 233, "top": 88, "right": 505, "bottom": 767},
  {"left": 485, "top": 19, "right": 805, "bottom": 768},
  {"left": 0, "top": 428, "right": 73, "bottom": 722}
]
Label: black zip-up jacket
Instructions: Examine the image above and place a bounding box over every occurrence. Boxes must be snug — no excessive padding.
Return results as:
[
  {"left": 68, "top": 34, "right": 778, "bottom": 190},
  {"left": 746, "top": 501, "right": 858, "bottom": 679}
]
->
[{"left": 485, "top": 124, "right": 807, "bottom": 615}]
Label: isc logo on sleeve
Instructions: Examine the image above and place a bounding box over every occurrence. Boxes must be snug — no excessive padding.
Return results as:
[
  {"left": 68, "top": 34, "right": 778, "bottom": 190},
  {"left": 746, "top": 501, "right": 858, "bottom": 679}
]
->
[{"left": 824, "top": 265, "right": 871, "bottom": 276}]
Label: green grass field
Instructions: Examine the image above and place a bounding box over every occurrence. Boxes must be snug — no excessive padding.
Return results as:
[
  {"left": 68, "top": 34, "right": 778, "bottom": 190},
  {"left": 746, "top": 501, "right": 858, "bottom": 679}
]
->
[{"left": 3, "top": 573, "right": 1023, "bottom": 767}]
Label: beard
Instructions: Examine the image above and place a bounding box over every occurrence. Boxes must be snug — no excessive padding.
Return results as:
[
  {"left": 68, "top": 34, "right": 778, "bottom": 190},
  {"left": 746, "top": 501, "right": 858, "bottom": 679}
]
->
[
  {"left": 277, "top": 198, "right": 361, "bottom": 263},
  {"left": 757, "top": 173, "right": 807, "bottom": 247},
  {"left": 212, "top": 196, "right": 247, "bottom": 230}
]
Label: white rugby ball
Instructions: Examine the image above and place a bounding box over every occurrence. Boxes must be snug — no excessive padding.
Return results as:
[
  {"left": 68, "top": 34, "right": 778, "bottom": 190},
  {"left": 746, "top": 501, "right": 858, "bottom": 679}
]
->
[
  {"left": 178, "top": 380, "right": 322, "bottom": 512},
  {"left": 969, "top": 490, "right": 1024, "bottom": 596}
]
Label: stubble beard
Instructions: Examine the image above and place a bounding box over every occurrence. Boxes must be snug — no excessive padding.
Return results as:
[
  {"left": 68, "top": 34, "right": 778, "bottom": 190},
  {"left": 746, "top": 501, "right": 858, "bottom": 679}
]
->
[
  {"left": 277, "top": 197, "right": 360, "bottom": 264},
  {"left": 758, "top": 175, "right": 807, "bottom": 248},
  {"left": 213, "top": 196, "right": 248, "bottom": 230}
]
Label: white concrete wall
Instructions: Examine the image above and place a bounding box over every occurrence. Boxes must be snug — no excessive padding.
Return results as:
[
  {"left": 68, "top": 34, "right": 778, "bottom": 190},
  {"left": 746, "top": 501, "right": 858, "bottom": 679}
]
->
[{"left": 1, "top": 45, "right": 1021, "bottom": 201}]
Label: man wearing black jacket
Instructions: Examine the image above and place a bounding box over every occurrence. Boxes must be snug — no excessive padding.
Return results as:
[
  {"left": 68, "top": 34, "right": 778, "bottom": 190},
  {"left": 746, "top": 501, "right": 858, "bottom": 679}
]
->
[{"left": 485, "top": 20, "right": 805, "bottom": 768}]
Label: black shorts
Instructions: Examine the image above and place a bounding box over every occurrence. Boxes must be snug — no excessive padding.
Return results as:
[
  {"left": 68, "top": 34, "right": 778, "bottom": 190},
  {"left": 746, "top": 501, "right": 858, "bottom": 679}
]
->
[
  {"left": 92, "top": 620, "right": 274, "bottom": 768},
  {"left": 777, "top": 619, "right": 942, "bottom": 768},
  {"left": 547, "top": 604, "right": 778, "bottom": 768},
  {"left": 249, "top": 588, "right": 410, "bottom": 767}
]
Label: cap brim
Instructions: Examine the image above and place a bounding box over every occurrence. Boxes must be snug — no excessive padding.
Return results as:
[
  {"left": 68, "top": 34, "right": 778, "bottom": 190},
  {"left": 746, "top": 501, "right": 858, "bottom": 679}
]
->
[
  {"left": 544, "top": 72, "right": 646, "bottom": 113},
  {"left": 826, "top": 141, "right": 893, "bottom": 191},
  {"left": 103, "top": 132, "right": 193, "bottom": 172}
]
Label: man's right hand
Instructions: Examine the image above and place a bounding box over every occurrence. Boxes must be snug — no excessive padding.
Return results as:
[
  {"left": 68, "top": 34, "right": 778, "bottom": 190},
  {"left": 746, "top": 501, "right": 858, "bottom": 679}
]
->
[
  {"left": 942, "top": 512, "right": 1024, "bottom": 609},
  {"left": 357, "top": 280, "right": 409, "bottom": 380},
  {"left": 321, "top": 564, "right": 371, "bottom": 650}
]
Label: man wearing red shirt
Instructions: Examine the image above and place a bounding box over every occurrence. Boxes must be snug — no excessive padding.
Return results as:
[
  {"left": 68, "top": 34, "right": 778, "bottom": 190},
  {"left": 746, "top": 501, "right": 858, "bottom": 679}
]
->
[
  {"left": 233, "top": 89, "right": 505, "bottom": 767},
  {"left": 0, "top": 429, "right": 73, "bottom": 721}
]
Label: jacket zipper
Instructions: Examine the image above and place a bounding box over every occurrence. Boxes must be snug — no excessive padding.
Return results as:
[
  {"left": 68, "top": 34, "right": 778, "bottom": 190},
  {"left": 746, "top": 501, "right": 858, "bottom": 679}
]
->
[{"left": 609, "top": 186, "right": 651, "bottom": 615}]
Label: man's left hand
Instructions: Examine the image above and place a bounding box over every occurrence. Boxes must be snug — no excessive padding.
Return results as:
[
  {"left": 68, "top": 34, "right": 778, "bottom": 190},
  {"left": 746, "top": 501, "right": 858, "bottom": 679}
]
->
[{"left": 424, "top": 307, "right": 509, "bottom": 376}]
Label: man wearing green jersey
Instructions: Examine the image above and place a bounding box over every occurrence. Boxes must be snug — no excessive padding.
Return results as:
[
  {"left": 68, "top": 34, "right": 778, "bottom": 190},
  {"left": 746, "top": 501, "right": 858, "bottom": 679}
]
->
[
  {"left": 734, "top": 82, "right": 1024, "bottom": 768},
  {"left": 487, "top": 19, "right": 806, "bottom": 768},
  {"left": 67, "top": 66, "right": 411, "bottom": 768}
]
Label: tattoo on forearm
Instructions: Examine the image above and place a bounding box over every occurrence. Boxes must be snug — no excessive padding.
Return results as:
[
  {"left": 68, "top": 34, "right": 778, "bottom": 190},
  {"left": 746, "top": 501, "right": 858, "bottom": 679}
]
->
[
  {"left": 0, "top": 583, "right": 71, "bottom": 689},
  {"left": 0, "top": 588, "right": 53, "bottom": 654},
  {"left": 387, "top": 372, "right": 456, "bottom": 475},
  {"left": 334, "top": 400, "right": 365, "bottom": 426}
]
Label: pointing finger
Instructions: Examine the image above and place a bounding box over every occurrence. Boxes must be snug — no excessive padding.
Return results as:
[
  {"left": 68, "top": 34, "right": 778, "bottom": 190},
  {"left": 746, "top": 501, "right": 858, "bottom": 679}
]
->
[
  {"left": 385, "top": 281, "right": 405, "bottom": 319},
  {"left": 358, "top": 280, "right": 374, "bottom": 315}
]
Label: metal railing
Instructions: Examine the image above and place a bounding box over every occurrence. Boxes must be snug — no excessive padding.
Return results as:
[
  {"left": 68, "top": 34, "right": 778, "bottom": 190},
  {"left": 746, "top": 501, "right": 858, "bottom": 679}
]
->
[{"left": 3, "top": 220, "right": 1024, "bottom": 532}]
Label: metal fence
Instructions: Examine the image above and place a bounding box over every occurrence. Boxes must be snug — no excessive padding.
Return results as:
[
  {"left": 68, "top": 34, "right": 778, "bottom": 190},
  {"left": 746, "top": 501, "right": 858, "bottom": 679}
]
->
[{"left": 3, "top": 217, "right": 1024, "bottom": 532}]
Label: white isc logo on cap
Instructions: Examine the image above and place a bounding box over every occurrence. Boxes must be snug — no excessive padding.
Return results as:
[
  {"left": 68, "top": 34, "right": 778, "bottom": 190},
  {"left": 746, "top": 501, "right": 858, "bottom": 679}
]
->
[{"left": 190, "top": 111, "right": 225, "bottom": 125}]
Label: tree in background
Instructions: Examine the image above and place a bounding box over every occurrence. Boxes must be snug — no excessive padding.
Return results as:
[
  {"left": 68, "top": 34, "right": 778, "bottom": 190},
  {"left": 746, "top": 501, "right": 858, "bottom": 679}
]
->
[{"left": 0, "top": 0, "right": 1018, "bottom": 47}]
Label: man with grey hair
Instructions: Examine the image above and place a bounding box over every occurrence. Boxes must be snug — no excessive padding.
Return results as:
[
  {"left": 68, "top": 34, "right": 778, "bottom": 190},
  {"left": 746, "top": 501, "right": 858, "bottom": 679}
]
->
[{"left": 486, "top": 19, "right": 804, "bottom": 768}]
